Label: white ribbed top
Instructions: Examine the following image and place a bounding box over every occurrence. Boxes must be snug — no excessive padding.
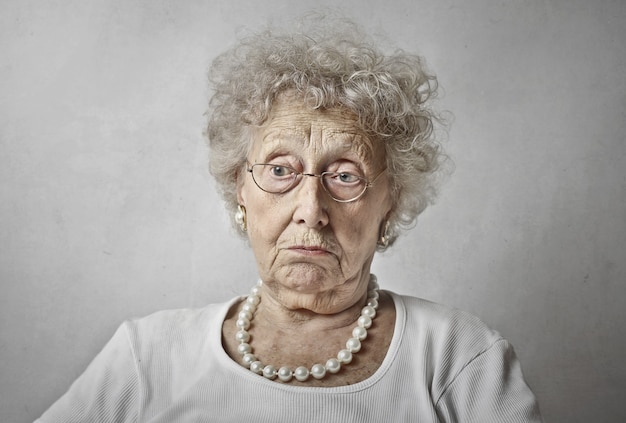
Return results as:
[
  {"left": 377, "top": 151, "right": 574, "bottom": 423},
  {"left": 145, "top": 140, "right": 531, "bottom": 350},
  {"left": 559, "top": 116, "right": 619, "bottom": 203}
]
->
[{"left": 36, "top": 292, "right": 542, "bottom": 422}]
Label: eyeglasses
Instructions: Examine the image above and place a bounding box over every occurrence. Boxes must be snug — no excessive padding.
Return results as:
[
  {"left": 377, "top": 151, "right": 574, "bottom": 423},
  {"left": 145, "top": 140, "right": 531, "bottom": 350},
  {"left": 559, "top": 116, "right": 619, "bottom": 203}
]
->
[{"left": 247, "top": 163, "right": 386, "bottom": 203}]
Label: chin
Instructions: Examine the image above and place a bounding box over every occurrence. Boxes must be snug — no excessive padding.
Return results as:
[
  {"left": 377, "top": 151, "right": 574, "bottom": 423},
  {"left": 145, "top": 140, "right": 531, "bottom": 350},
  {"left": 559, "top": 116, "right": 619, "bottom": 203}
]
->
[{"left": 277, "top": 264, "right": 340, "bottom": 292}]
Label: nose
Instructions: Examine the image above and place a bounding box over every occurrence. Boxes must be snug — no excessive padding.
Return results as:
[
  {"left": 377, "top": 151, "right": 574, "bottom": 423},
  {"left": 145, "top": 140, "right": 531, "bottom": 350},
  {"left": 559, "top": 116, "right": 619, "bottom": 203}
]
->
[{"left": 292, "top": 174, "right": 330, "bottom": 229}]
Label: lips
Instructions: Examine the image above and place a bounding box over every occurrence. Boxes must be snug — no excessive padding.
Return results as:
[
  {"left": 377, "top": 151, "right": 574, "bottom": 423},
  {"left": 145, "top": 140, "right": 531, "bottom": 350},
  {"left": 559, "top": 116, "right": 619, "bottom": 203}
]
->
[
  {"left": 288, "top": 245, "right": 330, "bottom": 255},
  {"left": 283, "top": 232, "right": 337, "bottom": 256}
]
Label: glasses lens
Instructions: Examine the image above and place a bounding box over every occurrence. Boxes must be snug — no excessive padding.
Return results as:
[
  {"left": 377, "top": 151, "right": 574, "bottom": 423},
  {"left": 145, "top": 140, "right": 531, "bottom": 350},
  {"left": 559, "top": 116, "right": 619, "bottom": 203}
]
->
[
  {"left": 252, "top": 164, "right": 297, "bottom": 193},
  {"left": 250, "top": 164, "right": 370, "bottom": 202},
  {"left": 321, "top": 172, "right": 367, "bottom": 202}
]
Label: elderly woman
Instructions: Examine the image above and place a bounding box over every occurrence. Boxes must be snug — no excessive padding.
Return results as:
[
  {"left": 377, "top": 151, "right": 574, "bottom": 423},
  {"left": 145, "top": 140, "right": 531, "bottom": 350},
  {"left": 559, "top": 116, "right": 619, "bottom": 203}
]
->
[{"left": 36, "top": 18, "right": 542, "bottom": 423}]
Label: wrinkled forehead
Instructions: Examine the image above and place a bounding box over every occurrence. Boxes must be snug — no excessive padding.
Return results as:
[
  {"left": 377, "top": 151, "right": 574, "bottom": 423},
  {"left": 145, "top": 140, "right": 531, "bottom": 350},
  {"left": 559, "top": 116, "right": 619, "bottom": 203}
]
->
[
  {"left": 252, "top": 92, "right": 381, "bottom": 163},
  {"left": 259, "top": 126, "right": 372, "bottom": 159}
]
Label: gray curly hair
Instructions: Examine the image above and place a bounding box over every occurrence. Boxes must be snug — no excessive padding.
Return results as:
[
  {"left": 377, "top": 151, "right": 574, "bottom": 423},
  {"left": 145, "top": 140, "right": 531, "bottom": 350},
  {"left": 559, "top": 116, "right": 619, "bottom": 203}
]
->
[{"left": 206, "top": 17, "right": 446, "bottom": 248}]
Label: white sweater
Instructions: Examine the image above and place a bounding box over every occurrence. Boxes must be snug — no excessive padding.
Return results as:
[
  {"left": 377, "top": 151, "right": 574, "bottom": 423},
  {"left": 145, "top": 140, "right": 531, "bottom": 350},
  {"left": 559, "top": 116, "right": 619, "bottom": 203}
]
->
[{"left": 36, "top": 291, "right": 542, "bottom": 422}]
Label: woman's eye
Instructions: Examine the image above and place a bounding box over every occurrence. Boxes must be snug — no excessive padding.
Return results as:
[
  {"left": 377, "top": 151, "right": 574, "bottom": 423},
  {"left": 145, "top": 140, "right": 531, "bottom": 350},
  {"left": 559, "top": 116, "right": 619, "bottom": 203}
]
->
[
  {"left": 337, "top": 173, "right": 360, "bottom": 183},
  {"left": 269, "top": 165, "right": 291, "bottom": 177}
]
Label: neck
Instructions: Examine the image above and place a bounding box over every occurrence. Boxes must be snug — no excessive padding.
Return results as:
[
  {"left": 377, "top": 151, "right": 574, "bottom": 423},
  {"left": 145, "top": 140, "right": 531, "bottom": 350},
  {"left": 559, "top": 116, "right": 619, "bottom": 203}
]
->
[
  {"left": 230, "top": 274, "right": 382, "bottom": 383},
  {"left": 254, "top": 284, "right": 368, "bottom": 332}
]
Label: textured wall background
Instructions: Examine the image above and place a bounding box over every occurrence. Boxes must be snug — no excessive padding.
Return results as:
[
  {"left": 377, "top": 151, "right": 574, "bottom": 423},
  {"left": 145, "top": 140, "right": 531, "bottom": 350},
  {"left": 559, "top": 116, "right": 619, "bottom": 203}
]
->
[{"left": 1, "top": 1, "right": 625, "bottom": 422}]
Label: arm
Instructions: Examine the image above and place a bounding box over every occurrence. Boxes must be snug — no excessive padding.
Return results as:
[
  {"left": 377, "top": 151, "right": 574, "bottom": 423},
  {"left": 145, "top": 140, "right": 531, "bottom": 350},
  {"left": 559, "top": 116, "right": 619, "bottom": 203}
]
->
[
  {"left": 35, "top": 323, "right": 140, "bottom": 423},
  {"left": 435, "top": 339, "right": 542, "bottom": 423}
]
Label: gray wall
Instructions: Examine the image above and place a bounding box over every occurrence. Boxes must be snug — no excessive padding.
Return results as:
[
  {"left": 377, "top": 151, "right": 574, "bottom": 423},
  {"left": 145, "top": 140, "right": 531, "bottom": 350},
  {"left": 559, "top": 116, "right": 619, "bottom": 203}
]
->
[{"left": 2, "top": 1, "right": 625, "bottom": 422}]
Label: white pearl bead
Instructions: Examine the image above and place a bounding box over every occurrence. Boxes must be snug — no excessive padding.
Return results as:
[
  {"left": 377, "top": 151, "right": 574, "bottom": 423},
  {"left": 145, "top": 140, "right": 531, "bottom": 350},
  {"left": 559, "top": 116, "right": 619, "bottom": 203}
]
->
[
  {"left": 238, "top": 310, "right": 252, "bottom": 320},
  {"left": 311, "top": 364, "right": 326, "bottom": 379},
  {"left": 263, "top": 365, "right": 277, "bottom": 379},
  {"left": 337, "top": 349, "right": 353, "bottom": 364},
  {"left": 352, "top": 326, "right": 367, "bottom": 340},
  {"left": 294, "top": 366, "right": 310, "bottom": 381},
  {"left": 236, "top": 318, "right": 250, "bottom": 330},
  {"left": 346, "top": 337, "right": 361, "bottom": 353},
  {"left": 278, "top": 367, "right": 293, "bottom": 382},
  {"left": 237, "top": 343, "right": 251, "bottom": 355},
  {"left": 247, "top": 295, "right": 260, "bottom": 306},
  {"left": 242, "top": 353, "right": 256, "bottom": 365},
  {"left": 367, "top": 297, "right": 379, "bottom": 309},
  {"left": 250, "top": 285, "right": 261, "bottom": 296},
  {"left": 235, "top": 330, "right": 250, "bottom": 343},
  {"left": 242, "top": 302, "right": 256, "bottom": 313},
  {"left": 325, "top": 358, "right": 341, "bottom": 374},
  {"left": 250, "top": 361, "right": 264, "bottom": 374},
  {"left": 368, "top": 290, "right": 380, "bottom": 301},
  {"left": 357, "top": 315, "right": 372, "bottom": 329},
  {"left": 362, "top": 305, "right": 376, "bottom": 319}
]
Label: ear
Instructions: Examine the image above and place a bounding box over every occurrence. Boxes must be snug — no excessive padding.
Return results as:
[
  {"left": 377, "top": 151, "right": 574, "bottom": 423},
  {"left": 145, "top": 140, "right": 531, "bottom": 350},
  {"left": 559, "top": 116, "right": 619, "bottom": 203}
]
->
[
  {"left": 236, "top": 169, "right": 246, "bottom": 205},
  {"left": 382, "top": 190, "right": 394, "bottom": 221}
]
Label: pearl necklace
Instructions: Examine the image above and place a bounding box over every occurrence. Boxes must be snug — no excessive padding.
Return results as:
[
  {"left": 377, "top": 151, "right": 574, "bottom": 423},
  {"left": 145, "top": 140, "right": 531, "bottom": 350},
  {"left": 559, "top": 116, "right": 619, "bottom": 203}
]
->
[{"left": 235, "top": 274, "right": 380, "bottom": 382}]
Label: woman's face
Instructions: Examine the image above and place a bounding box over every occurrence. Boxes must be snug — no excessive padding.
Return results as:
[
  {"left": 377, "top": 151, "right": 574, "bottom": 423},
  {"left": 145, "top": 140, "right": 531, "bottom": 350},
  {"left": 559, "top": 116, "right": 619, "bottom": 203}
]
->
[{"left": 237, "top": 93, "right": 392, "bottom": 314}]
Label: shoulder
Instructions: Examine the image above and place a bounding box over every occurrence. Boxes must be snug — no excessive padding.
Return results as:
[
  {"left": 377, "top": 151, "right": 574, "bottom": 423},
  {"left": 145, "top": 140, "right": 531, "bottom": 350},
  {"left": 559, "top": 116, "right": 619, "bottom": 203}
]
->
[
  {"left": 391, "top": 292, "right": 503, "bottom": 347},
  {"left": 121, "top": 298, "right": 239, "bottom": 351},
  {"left": 128, "top": 301, "right": 230, "bottom": 326},
  {"left": 388, "top": 292, "right": 541, "bottom": 419},
  {"left": 389, "top": 292, "right": 507, "bottom": 386}
]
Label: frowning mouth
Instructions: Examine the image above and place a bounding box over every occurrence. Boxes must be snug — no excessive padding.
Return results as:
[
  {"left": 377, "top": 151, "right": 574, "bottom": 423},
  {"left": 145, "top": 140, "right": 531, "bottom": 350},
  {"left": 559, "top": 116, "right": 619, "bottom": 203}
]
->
[{"left": 287, "top": 245, "right": 331, "bottom": 256}]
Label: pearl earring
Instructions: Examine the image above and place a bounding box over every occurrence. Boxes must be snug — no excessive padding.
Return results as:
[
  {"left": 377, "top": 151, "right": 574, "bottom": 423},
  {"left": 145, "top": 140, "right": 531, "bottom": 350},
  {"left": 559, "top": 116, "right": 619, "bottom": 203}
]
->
[{"left": 235, "top": 205, "right": 247, "bottom": 232}]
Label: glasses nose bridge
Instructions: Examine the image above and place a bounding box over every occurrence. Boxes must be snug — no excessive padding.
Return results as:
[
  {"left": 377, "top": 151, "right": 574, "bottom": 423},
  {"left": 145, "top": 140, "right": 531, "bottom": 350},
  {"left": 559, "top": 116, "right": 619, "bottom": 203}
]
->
[
  {"left": 289, "top": 171, "right": 334, "bottom": 203},
  {"left": 295, "top": 171, "right": 326, "bottom": 194}
]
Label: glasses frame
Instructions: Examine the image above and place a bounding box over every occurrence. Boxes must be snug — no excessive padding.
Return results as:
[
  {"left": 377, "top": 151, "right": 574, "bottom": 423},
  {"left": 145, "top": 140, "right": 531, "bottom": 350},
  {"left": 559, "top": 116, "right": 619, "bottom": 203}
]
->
[{"left": 247, "top": 162, "right": 387, "bottom": 203}]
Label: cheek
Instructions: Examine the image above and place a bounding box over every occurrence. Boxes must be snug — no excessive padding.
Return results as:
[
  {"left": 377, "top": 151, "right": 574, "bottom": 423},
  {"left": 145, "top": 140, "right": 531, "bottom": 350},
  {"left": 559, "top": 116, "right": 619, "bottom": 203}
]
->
[
  {"left": 336, "top": 194, "right": 391, "bottom": 252},
  {"left": 244, "top": 194, "right": 286, "bottom": 244},
  {"left": 245, "top": 209, "right": 279, "bottom": 270},
  {"left": 336, "top": 211, "right": 380, "bottom": 248}
]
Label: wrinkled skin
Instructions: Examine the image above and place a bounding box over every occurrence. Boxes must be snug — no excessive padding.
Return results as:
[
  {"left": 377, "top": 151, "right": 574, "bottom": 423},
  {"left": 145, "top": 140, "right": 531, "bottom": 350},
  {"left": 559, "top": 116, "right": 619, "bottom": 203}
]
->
[{"left": 237, "top": 92, "right": 393, "bottom": 318}]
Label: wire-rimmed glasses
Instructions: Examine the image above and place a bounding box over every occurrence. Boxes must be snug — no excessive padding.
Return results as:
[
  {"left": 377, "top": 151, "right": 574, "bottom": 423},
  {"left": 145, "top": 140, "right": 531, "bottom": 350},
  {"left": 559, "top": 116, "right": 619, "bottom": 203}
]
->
[{"left": 247, "top": 163, "right": 386, "bottom": 203}]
